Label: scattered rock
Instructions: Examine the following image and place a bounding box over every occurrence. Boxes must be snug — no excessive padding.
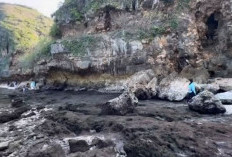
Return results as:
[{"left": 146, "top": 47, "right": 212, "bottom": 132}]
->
[
  {"left": 188, "top": 91, "right": 226, "bottom": 114},
  {"left": 101, "top": 91, "right": 138, "bottom": 115},
  {"left": 11, "top": 98, "right": 25, "bottom": 108},
  {"left": 158, "top": 73, "right": 189, "bottom": 101},
  {"left": 0, "top": 141, "right": 10, "bottom": 151},
  {"left": 69, "top": 147, "right": 117, "bottom": 157},
  {"left": 215, "top": 91, "right": 232, "bottom": 104},
  {"left": 127, "top": 69, "right": 156, "bottom": 100},
  {"left": 196, "top": 84, "right": 220, "bottom": 94},
  {"left": 69, "top": 139, "right": 90, "bottom": 153},
  {"left": 210, "top": 78, "right": 232, "bottom": 92},
  {"left": 0, "top": 105, "right": 31, "bottom": 123},
  {"left": 21, "top": 111, "right": 36, "bottom": 118},
  {"left": 91, "top": 138, "right": 113, "bottom": 149},
  {"left": 26, "top": 142, "right": 65, "bottom": 157}
]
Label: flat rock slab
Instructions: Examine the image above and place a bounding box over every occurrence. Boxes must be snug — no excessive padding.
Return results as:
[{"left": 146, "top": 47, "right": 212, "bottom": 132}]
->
[
  {"left": 215, "top": 91, "right": 232, "bottom": 104},
  {"left": 0, "top": 141, "right": 10, "bottom": 151}
]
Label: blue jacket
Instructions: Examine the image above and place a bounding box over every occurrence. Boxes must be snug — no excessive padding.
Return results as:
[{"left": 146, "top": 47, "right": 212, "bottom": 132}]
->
[{"left": 188, "top": 83, "right": 196, "bottom": 95}]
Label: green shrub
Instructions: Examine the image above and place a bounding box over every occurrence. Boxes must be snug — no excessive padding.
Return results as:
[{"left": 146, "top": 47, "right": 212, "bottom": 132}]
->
[
  {"left": 50, "top": 23, "right": 62, "bottom": 38},
  {"left": 19, "top": 37, "right": 53, "bottom": 69},
  {"left": 169, "top": 18, "right": 178, "bottom": 30},
  {"left": 62, "top": 35, "right": 100, "bottom": 56},
  {"left": 0, "top": 56, "right": 10, "bottom": 75},
  {"left": 177, "top": 0, "right": 191, "bottom": 11}
]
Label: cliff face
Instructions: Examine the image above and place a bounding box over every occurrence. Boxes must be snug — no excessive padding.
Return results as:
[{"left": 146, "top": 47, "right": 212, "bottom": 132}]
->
[
  {"left": 0, "top": 3, "right": 53, "bottom": 78},
  {"left": 36, "top": 0, "right": 232, "bottom": 87},
  {"left": 2, "top": 0, "right": 232, "bottom": 88}
]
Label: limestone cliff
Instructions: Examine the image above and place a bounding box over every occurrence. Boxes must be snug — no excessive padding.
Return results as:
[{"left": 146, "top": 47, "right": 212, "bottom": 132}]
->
[{"left": 3, "top": 0, "right": 232, "bottom": 88}]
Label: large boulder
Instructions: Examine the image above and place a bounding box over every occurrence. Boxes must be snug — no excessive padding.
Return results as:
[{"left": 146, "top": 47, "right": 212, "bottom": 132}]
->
[
  {"left": 127, "top": 69, "right": 157, "bottom": 100},
  {"left": 196, "top": 84, "right": 220, "bottom": 94},
  {"left": 210, "top": 78, "right": 232, "bottom": 92},
  {"left": 158, "top": 73, "right": 189, "bottom": 101},
  {"left": 101, "top": 91, "right": 138, "bottom": 115},
  {"left": 188, "top": 91, "right": 226, "bottom": 114},
  {"left": 215, "top": 91, "right": 232, "bottom": 104}
]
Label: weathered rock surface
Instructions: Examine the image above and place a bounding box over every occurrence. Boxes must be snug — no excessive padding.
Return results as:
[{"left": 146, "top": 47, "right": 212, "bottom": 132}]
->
[
  {"left": 196, "top": 84, "right": 220, "bottom": 94},
  {"left": 188, "top": 91, "right": 226, "bottom": 114},
  {"left": 69, "top": 139, "right": 90, "bottom": 153},
  {"left": 0, "top": 105, "right": 31, "bottom": 123},
  {"left": 11, "top": 98, "right": 25, "bottom": 108},
  {"left": 215, "top": 91, "right": 232, "bottom": 104},
  {"left": 26, "top": 142, "right": 65, "bottom": 157},
  {"left": 127, "top": 69, "right": 157, "bottom": 100},
  {"left": 101, "top": 91, "right": 138, "bottom": 115},
  {"left": 158, "top": 73, "right": 189, "bottom": 101},
  {"left": 1, "top": 89, "right": 232, "bottom": 157},
  {"left": 210, "top": 78, "right": 232, "bottom": 92},
  {"left": 0, "top": 141, "right": 10, "bottom": 151}
]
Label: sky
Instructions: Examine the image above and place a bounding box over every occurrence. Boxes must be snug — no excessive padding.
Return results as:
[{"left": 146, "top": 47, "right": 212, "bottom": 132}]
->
[{"left": 0, "top": 0, "right": 64, "bottom": 17}]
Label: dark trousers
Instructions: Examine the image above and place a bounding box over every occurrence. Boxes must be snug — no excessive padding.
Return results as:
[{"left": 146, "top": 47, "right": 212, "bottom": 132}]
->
[{"left": 186, "top": 92, "right": 196, "bottom": 102}]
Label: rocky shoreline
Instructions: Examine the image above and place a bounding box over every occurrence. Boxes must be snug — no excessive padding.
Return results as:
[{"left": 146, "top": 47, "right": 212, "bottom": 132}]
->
[{"left": 0, "top": 87, "right": 231, "bottom": 157}]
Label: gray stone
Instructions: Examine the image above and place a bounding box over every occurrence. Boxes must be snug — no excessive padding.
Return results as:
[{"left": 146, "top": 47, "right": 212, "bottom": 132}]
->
[
  {"left": 51, "top": 43, "right": 65, "bottom": 54},
  {"left": 215, "top": 91, "right": 232, "bottom": 104},
  {"left": 197, "top": 84, "right": 220, "bottom": 94},
  {"left": 210, "top": 78, "right": 232, "bottom": 92},
  {"left": 188, "top": 91, "right": 226, "bottom": 114},
  {"left": 158, "top": 73, "right": 189, "bottom": 101},
  {"left": 101, "top": 91, "right": 138, "bottom": 115},
  {"left": 0, "top": 141, "right": 10, "bottom": 151},
  {"left": 127, "top": 69, "right": 156, "bottom": 100}
]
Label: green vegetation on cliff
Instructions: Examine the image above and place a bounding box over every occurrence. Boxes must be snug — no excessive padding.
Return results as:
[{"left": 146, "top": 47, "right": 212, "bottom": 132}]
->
[
  {"left": 62, "top": 35, "right": 101, "bottom": 56},
  {"left": 0, "top": 3, "right": 53, "bottom": 52},
  {"left": 54, "top": 0, "right": 139, "bottom": 24},
  {"left": 0, "top": 3, "right": 53, "bottom": 76},
  {"left": 19, "top": 37, "right": 53, "bottom": 69}
]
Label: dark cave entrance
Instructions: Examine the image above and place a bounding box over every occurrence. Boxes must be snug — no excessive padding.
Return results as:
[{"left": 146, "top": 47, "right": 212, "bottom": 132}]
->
[
  {"left": 104, "top": 6, "right": 115, "bottom": 31},
  {"left": 202, "top": 12, "right": 220, "bottom": 47}
]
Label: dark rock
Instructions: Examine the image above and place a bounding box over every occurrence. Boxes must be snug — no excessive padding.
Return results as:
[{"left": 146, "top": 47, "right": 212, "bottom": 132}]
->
[
  {"left": 69, "top": 139, "right": 90, "bottom": 153},
  {"left": 44, "top": 110, "right": 89, "bottom": 135},
  {"left": 188, "top": 91, "right": 226, "bottom": 114},
  {"left": 11, "top": 98, "right": 25, "bottom": 108},
  {"left": 101, "top": 91, "right": 138, "bottom": 115},
  {"left": 21, "top": 111, "right": 36, "bottom": 118},
  {"left": 34, "top": 120, "right": 72, "bottom": 137},
  {"left": 0, "top": 105, "right": 31, "bottom": 123},
  {"left": 26, "top": 142, "right": 65, "bottom": 157},
  {"left": 59, "top": 103, "right": 87, "bottom": 112},
  {"left": 91, "top": 138, "right": 113, "bottom": 149}
]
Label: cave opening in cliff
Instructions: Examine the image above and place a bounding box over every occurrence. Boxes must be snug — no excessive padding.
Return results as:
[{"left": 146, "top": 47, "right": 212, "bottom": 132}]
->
[
  {"left": 203, "top": 12, "right": 219, "bottom": 47},
  {"left": 104, "top": 6, "right": 114, "bottom": 31}
]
